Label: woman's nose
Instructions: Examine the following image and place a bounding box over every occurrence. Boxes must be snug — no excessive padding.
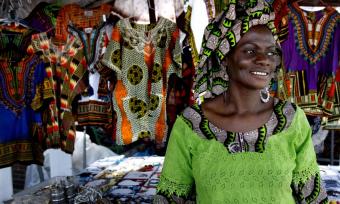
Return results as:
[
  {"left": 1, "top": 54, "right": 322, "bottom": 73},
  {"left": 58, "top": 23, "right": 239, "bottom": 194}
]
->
[{"left": 254, "top": 52, "right": 271, "bottom": 66}]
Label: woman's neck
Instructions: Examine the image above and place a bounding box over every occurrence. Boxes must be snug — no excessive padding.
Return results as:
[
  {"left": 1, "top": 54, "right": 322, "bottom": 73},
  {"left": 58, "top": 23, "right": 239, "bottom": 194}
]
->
[{"left": 222, "top": 84, "right": 272, "bottom": 115}]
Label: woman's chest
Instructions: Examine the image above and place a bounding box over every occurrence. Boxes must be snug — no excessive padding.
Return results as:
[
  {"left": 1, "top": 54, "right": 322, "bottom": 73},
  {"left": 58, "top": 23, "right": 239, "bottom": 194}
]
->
[{"left": 191, "top": 138, "right": 296, "bottom": 191}]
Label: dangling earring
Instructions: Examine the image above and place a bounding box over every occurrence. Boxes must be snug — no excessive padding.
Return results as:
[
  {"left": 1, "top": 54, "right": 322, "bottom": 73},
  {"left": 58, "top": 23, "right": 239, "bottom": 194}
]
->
[
  {"left": 260, "top": 87, "right": 270, "bottom": 103},
  {"left": 222, "top": 63, "right": 229, "bottom": 80}
]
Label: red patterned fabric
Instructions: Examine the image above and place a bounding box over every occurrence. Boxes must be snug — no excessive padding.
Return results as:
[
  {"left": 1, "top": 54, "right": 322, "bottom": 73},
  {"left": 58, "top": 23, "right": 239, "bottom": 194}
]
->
[{"left": 55, "top": 4, "right": 112, "bottom": 43}]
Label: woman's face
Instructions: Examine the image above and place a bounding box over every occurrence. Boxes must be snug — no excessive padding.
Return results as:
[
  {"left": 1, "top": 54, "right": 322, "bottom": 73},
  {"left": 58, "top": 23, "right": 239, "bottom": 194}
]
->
[{"left": 224, "top": 25, "right": 281, "bottom": 90}]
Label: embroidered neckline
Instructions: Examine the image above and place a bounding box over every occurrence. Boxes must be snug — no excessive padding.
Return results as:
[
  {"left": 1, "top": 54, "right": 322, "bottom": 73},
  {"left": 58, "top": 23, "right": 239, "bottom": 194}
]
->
[
  {"left": 32, "top": 32, "right": 81, "bottom": 64},
  {"left": 181, "top": 98, "right": 296, "bottom": 153},
  {"left": 0, "top": 28, "right": 34, "bottom": 61},
  {"left": 289, "top": 2, "right": 340, "bottom": 64},
  {"left": 68, "top": 22, "right": 106, "bottom": 71},
  {"left": 0, "top": 55, "right": 39, "bottom": 114},
  {"left": 119, "top": 17, "right": 171, "bottom": 54}
]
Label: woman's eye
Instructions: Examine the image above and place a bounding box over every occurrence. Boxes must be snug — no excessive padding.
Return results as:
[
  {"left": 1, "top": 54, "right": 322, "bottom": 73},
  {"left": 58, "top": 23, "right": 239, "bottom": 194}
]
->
[
  {"left": 267, "top": 50, "right": 280, "bottom": 56},
  {"left": 246, "top": 50, "right": 255, "bottom": 54}
]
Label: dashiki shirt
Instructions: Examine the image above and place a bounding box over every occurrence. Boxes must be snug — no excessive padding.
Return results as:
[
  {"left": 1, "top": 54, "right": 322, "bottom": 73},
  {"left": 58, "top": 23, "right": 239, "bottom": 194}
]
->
[
  {"left": 155, "top": 99, "right": 328, "bottom": 203},
  {"left": 0, "top": 26, "right": 47, "bottom": 167},
  {"left": 55, "top": 3, "right": 114, "bottom": 131},
  {"left": 68, "top": 22, "right": 114, "bottom": 129},
  {"left": 101, "top": 17, "right": 182, "bottom": 145},
  {"left": 31, "top": 32, "right": 86, "bottom": 153},
  {"left": 281, "top": 2, "right": 340, "bottom": 122}
]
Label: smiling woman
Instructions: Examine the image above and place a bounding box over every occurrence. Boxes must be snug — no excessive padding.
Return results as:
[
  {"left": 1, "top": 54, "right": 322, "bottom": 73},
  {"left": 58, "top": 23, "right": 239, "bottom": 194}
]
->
[
  {"left": 222, "top": 25, "right": 281, "bottom": 93},
  {"left": 153, "top": 0, "right": 329, "bottom": 203}
]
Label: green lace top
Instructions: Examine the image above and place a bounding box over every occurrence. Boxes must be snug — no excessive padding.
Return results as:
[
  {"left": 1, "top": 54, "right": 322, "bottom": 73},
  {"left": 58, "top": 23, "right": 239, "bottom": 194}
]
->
[{"left": 155, "top": 99, "right": 328, "bottom": 203}]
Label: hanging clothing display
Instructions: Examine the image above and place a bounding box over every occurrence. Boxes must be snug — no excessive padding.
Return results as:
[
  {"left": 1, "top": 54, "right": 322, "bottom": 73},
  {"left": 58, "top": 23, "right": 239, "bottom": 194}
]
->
[
  {"left": 281, "top": 2, "right": 340, "bottom": 118},
  {"left": 70, "top": 22, "right": 114, "bottom": 129},
  {"left": 272, "top": 0, "right": 289, "bottom": 42},
  {"left": 0, "top": 26, "right": 47, "bottom": 168},
  {"left": 101, "top": 17, "right": 182, "bottom": 145},
  {"left": 54, "top": 4, "right": 114, "bottom": 131},
  {"left": 31, "top": 32, "right": 87, "bottom": 153}
]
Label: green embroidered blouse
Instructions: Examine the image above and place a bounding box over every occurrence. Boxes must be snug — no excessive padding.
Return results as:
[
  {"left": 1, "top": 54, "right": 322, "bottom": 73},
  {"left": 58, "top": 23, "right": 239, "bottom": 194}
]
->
[{"left": 156, "top": 100, "right": 328, "bottom": 203}]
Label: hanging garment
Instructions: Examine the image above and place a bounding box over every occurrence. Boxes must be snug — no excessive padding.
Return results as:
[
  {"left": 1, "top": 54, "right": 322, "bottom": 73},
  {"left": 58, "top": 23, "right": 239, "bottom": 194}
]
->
[
  {"left": 101, "top": 17, "right": 182, "bottom": 145},
  {"left": 69, "top": 23, "right": 114, "bottom": 129},
  {"left": 31, "top": 32, "right": 87, "bottom": 153},
  {"left": 324, "top": 67, "right": 340, "bottom": 128},
  {"left": 0, "top": 26, "right": 48, "bottom": 167},
  {"left": 272, "top": 0, "right": 289, "bottom": 42},
  {"left": 166, "top": 46, "right": 196, "bottom": 139},
  {"left": 54, "top": 4, "right": 114, "bottom": 132},
  {"left": 281, "top": 2, "right": 340, "bottom": 118},
  {"left": 0, "top": 55, "right": 46, "bottom": 168}
]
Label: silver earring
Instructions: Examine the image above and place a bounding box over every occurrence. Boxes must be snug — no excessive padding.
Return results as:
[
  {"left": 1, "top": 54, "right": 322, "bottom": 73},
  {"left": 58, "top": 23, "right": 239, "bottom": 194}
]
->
[
  {"left": 222, "top": 64, "right": 229, "bottom": 80},
  {"left": 260, "top": 87, "right": 270, "bottom": 103}
]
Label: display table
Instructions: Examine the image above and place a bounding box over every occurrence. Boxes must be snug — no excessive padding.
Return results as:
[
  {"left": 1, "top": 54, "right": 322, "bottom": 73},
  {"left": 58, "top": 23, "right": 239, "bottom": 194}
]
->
[
  {"left": 79, "top": 155, "right": 164, "bottom": 203},
  {"left": 9, "top": 156, "right": 164, "bottom": 203},
  {"left": 9, "top": 157, "right": 340, "bottom": 203},
  {"left": 319, "top": 165, "right": 340, "bottom": 202}
]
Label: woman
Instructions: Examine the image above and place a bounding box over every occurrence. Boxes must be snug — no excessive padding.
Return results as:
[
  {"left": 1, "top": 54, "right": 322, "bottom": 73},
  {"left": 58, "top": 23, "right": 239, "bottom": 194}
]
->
[{"left": 154, "top": 0, "right": 328, "bottom": 203}]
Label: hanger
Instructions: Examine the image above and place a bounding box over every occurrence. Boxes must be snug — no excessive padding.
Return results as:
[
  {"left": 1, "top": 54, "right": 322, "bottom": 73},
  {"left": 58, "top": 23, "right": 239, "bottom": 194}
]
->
[
  {"left": 0, "top": 0, "right": 30, "bottom": 29},
  {"left": 0, "top": 11, "right": 30, "bottom": 29}
]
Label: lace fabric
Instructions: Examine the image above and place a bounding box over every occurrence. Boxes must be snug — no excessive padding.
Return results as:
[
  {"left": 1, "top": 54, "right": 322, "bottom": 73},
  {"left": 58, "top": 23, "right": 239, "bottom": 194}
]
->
[
  {"left": 157, "top": 175, "right": 193, "bottom": 198},
  {"left": 292, "top": 163, "right": 320, "bottom": 185},
  {"left": 156, "top": 104, "right": 326, "bottom": 203}
]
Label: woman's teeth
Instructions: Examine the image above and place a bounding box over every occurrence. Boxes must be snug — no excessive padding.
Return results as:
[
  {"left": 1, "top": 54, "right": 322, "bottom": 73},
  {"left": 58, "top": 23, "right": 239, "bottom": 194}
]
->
[{"left": 251, "top": 71, "right": 268, "bottom": 76}]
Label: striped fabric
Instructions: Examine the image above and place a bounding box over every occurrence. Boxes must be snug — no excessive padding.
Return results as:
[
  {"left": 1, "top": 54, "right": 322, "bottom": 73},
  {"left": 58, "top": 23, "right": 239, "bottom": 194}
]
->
[{"left": 31, "top": 32, "right": 86, "bottom": 153}]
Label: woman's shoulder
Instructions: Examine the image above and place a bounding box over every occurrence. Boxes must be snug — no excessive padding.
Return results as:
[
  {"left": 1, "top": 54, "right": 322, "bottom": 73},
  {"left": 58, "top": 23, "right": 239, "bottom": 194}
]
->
[
  {"left": 180, "top": 104, "right": 204, "bottom": 122},
  {"left": 176, "top": 98, "right": 303, "bottom": 138}
]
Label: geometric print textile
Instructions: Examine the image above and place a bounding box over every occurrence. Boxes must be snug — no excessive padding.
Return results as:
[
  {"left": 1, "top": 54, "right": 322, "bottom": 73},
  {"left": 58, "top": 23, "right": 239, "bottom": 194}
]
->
[{"left": 101, "top": 17, "right": 182, "bottom": 145}]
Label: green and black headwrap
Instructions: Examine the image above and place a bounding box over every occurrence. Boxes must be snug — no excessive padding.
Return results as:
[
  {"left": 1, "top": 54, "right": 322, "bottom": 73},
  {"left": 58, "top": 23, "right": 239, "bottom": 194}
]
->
[{"left": 194, "top": 0, "right": 279, "bottom": 101}]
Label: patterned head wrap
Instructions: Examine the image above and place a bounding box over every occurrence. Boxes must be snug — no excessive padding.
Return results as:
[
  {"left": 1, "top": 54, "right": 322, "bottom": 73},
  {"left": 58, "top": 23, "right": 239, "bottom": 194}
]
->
[{"left": 194, "top": 0, "right": 279, "bottom": 101}]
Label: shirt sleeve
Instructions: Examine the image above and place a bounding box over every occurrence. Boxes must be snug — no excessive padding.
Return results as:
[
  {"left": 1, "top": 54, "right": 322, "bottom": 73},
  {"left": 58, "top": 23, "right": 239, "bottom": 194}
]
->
[
  {"left": 291, "top": 108, "right": 328, "bottom": 203},
  {"left": 100, "top": 25, "right": 122, "bottom": 79},
  {"left": 156, "top": 116, "right": 195, "bottom": 199}
]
